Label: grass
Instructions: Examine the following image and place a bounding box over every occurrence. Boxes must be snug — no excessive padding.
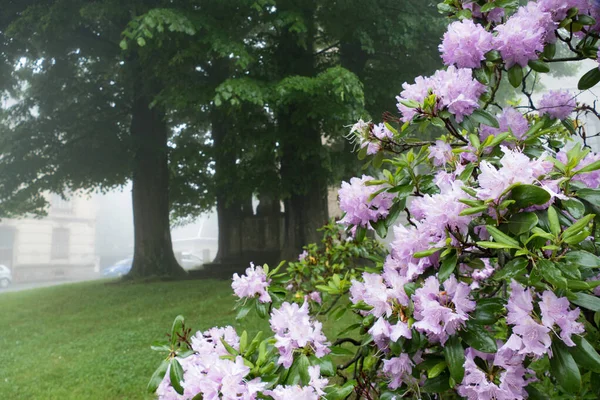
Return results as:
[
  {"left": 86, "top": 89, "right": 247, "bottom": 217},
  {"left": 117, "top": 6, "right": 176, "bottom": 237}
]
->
[{"left": 0, "top": 279, "right": 271, "bottom": 400}]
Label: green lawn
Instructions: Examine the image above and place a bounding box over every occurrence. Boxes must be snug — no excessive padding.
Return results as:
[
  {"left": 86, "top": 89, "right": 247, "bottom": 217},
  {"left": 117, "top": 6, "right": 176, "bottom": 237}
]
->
[{"left": 0, "top": 279, "right": 271, "bottom": 400}]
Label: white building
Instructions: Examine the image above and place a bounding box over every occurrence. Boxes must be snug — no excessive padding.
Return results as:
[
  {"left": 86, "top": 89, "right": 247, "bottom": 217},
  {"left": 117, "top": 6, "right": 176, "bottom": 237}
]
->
[{"left": 0, "top": 193, "right": 97, "bottom": 282}]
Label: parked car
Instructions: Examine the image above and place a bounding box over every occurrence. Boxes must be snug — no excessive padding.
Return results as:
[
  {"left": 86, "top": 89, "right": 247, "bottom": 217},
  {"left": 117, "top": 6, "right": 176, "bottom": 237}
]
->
[
  {"left": 0, "top": 265, "right": 12, "bottom": 288},
  {"left": 102, "top": 258, "right": 132, "bottom": 278}
]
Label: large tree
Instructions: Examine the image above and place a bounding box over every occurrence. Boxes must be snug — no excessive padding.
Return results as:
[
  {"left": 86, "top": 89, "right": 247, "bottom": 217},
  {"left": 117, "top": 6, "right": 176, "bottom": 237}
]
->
[{"left": 0, "top": 0, "right": 237, "bottom": 278}]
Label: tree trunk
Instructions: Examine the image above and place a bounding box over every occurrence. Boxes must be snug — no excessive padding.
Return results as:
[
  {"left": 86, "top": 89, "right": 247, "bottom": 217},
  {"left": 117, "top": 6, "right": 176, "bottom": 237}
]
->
[
  {"left": 211, "top": 105, "right": 245, "bottom": 263},
  {"left": 128, "top": 86, "right": 185, "bottom": 278},
  {"left": 277, "top": 0, "right": 329, "bottom": 259}
]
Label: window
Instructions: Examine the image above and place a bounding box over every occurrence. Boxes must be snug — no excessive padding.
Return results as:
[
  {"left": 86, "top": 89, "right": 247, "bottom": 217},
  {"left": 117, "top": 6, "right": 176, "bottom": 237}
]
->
[
  {"left": 51, "top": 194, "right": 73, "bottom": 213},
  {"left": 51, "top": 228, "right": 70, "bottom": 260}
]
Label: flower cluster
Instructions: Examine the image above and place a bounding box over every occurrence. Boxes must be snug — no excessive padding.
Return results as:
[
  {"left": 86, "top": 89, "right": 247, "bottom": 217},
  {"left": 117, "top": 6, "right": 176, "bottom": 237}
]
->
[
  {"left": 440, "top": 19, "right": 494, "bottom": 69},
  {"left": 538, "top": 90, "right": 577, "bottom": 120},
  {"left": 412, "top": 276, "right": 476, "bottom": 344},
  {"left": 507, "top": 281, "right": 583, "bottom": 357},
  {"left": 458, "top": 342, "right": 534, "bottom": 399},
  {"left": 494, "top": 3, "right": 555, "bottom": 67},
  {"left": 338, "top": 175, "right": 394, "bottom": 228},
  {"left": 157, "top": 327, "right": 266, "bottom": 400},
  {"left": 269, "top": 301, "right": 330, "bottom": 368},
  {"left": 476, "top": 146, "right": 553, "bottom": 202},
  {"left": 481, "top": 107, "right": 530, "bottom": 142},
  {"left": 232, "top": 263, "right": 271, "bottom": 303},
  {"left": 396, "top": 66, "right": 486, "bottom": 123}
]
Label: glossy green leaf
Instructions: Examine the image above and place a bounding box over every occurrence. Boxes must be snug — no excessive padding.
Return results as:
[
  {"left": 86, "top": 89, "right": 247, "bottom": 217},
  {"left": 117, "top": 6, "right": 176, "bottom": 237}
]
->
[
  {"left": 439, "top": 251, "right": 458, "bottom": 283},
  {"left": 170, "top": 358, "right": 185, "bottom": 395},
  {"left": 570, "top": 336, "right": 600, "bottom": 373},
  {"left": 578, "top": 67, "right": 600, "bottom": 90},
  {"left": 460, "top": 322, "right": 497, "bottom": 353},
  {"left": 494, "top": 257, "right": 528, "bottom": 281},
  {"left": 147, "top": 359, "right": 169, "bottom": 393},
  {"left": 444, "top": 335, "right": 465, "bottom": 384},
  {"left": 564, "top": 251, "right": 600, "bottom": 269},
  {"left": 571, "top": 292, "right": 600, "bottom": 311},
  {"left": 550, "top": 341, "right": 581, "bottom": 394},
  {"left": 471, "top": 109, "right": 500, "bottom": 128},
  {"left": 508, "top": 65, "right": 523, "bottom": 88},
  {"left": 510, "top": 185, "right": 551, "bottom": 209},
  {"left": 507, "top": 212, "right": 539, "bottom": 236}
]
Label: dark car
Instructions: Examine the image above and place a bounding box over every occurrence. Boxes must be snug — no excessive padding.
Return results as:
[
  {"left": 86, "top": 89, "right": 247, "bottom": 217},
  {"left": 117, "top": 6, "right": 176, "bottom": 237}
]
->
[{"left": 102, "top": 258, "right": 132, "bottom": 278}]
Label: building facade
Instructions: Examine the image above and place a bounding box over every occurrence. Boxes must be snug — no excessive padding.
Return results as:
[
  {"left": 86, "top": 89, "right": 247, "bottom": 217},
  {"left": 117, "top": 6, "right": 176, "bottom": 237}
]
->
[{"left": 0, "top": 193, "right": 97, "bottom": 283}]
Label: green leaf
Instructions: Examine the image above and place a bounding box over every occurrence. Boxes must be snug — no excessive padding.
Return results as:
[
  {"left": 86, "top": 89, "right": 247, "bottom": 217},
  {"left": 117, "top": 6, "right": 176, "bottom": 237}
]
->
[
  {"left": 510, "top": 185, "right": 551, "bottom": 209},
  {"left": 577, "top": 188, "right": 600, "bottom": 207},
  {"left": 137, "top": 37, "right": 147, "bottom": 47},
  {"left": 473, "top": 298, "right": 505, "bottom": 325},
  {"left": 460, "top": 322, "right": 497, "bottom": 353},
  {"left": 571, "top": 292, "right": 600, "bottom": 311},
  {"left": 471, "top": 109, "right": 500, "bottom": 128},
  {"left": 526, "top": 385, "right": 550, "bottom": 400},
  {"left": 477, "top": 241, "right": 521, "bottom": 250},
  {"left": 494, "top": 257, "right": 528, "bottom": 281},
  {"left": 171, "top": 315, "right": 185, "bottom": 346},
  {"left": 421, "top": 371, "right": 451, "bottom": 393},
  {"left": 119, "top": 39, "right": 128, "bottom": 50},
  {"left": 562, "top": 214, "right": 595, "bottom": 240},
  {"left": 256, "top": 301, "right": 269, "bottom": 319},
  {"left": 575, "top": 160, "right": 600, "bottom": 174},
  {"left": 324, "top": 381, "right": 356, "bottom": 400},
  {"left": 507, "top": 212, "right": 539, "bottom": 236},
  {"left": 547, "top": 206, "right": 561, "bottom": 237},
  {"left": 508, "top": 65, "right": 523, "bottom": 88},
  {"left": 444, "top": 335, "right": 465, "bottom": 384},
  {"left": 562, "top": 198, "right": 586, "bottom": 219},
  {"left": 486, "top": 225, "right": 520, "bottom": 247},
  {"left": 570, "top": 336, "right": 600, "bottom": 373},
  {"left": 459, "top": 205, "right": 489, "bottom": 216},
  {"left": 578, "top": 67, "right": 600, "bottom": 90},
  {"left": 330, "top": 346, "right": 356, "bottom": 356},
  {"left": 413, "top": 248, "right": 442, "bottom": 258},
  {"left": 147, "top": 360, "right": 169, "bottom": 393},
  {"left": 550, "top": 341, "right": 581, "bottom": 394},
  {"left": 298, "top": 354, "right": 310, "bottom": 385},
  {"left": 539, "top": 259, "right": 567, "bottom": 288},
  {"left": 310, "top": 355, "right": 335, "bottom": 377},
  {"left": 528, "top": 59, "right": 550, "bottom": 73},
  {"left": 373, "top": 151, "right": 384, "bottom": 168},
  {"left": 236, "top": 302, "right": 253, "bottom": 320},
  {"left": 439, "top": 251, "right": 458, "bottom": 282},
  {"left": 170, "top": 358, "right": 185, "bottom": 395},
  {"left": 564, "top": 251, "right": 600, "bottom": 269},
  {"left": 427, "top": 361, "right": 447, "bottom": 379}
]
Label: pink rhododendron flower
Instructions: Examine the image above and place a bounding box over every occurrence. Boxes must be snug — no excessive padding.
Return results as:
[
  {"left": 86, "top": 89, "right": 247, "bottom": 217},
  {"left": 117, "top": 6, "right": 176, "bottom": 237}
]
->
[
  {"left": 383, "top": 354, "right": 415, "bottom": 389},
  {"left": 428, "top": 140, "right": 454, "bottom": 166},
  {"left": 232, "top": 263, "right": 271, "bottom": 303},
  {"left": 481, "top": 107, "right": 529, "bottom": 142},
  {"left": 396, "top": 66, "right": 486, "bottom": 123},
  {"left": 270, "top": 301, "right": 330, "bottom": 368},
  {"left": 506, "top": 281, "right": 552, "bottom": 357},
  {"left": 440, "top": 19, "right": 494, "bottom": 68},
  {"left": 476, "top": 146, "right": 552, "bottom": 202},
  {"left": 412, "top": 275, "right": 475, "bottom": 344},
  {"left": 458, "top": 342, "right": 533, "bottom": 400},
  {"left": 338, "top": 175, "right": 394, "bottom": 228},
  {"left": 538, "top": 90, "right": 576, "bottom": 120},
  {"left": 539, "top": 290, "right": 584, "bottom": 346},
  {"left": 494, "top": 3, "right": 555, "bottom": 67}
]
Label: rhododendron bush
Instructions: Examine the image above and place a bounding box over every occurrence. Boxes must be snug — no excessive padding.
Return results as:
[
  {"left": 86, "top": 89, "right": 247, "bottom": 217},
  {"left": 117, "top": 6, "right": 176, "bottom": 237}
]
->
[{"left": 149, "top": 1, "right": 600, "bottom": 398}]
